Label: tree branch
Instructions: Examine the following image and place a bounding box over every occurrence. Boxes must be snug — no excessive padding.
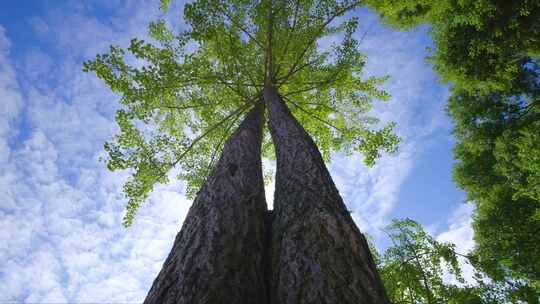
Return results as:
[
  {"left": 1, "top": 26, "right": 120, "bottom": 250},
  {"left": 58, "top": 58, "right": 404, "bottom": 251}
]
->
[
  {"left": 265, "top": 0, "right": 275, "bottom": 85},
  {"left": 225, "top": 29, "right": 260, "bottom": 89},
  {"left": 221, "top": 9, "right": 266, "bottom": 50},
  {"left": 285, "top": 96, "right": 344, "bottom": 132},
  {"left": 277, "top": 57, "right": 323, "bottom": 85},
  {"left": 281, "top": 68, "right": 342, "bottom": 96},
  {"left": 159, "top": 103, "right": 219, "bottom": 111},
  {"left": 278, "top": 1, "right": 360, "bottom": 84},
  {"left": 273, "top": 0, "right": 301, "bottom": 77},
  {"left": 168, "top": 103, "right": 251, "bottom": 171}
]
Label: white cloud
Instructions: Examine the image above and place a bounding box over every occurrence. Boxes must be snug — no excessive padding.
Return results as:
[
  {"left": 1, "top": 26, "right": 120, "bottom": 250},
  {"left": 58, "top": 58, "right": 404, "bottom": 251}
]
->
[
  {"left": 0, "top": 25, "right": 23, "bottom": 164},
  {"left": 437, "top": 203, "right": 475, "bottom": 253},
  {"left": 1, "top": 109, "right": 190, "bottom": 303},
  {"left": 437, "top": 202, "right": 476, "bottom": 284},
  {"left": 331, "top": 143, "right": 415, "bottom": 234}
]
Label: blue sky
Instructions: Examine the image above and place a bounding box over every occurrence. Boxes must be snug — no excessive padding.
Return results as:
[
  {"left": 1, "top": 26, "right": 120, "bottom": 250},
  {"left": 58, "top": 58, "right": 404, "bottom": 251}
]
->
[{"left": 0, "top": 1, "right": 474, "bottom": 302}]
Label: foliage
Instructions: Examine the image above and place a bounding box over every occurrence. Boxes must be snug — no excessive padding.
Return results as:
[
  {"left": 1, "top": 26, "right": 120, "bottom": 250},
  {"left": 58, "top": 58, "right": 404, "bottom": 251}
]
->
[
  {"left": 373, "top": 218, "right": 539, "bottom": 304},
  {"left": 496, "top": 118, "right": 540, "bottom": 208},
  {"left": 448, "top": 74, "right": 540, "bottom": 285},
  {"left": 377, "top": 218, "right": 469, "bottom": 304},
  {"left": 364, "top": 0, "right": 540, "bottom": 92},
  {"left": 84, "top": 0, "right": 400, "bottom": 226}
]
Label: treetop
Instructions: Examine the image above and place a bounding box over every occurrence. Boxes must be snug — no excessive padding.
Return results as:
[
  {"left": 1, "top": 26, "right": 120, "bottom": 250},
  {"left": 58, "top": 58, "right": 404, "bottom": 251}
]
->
[{"left": 84, "top": 0, "right": 400, "bottom": 226}]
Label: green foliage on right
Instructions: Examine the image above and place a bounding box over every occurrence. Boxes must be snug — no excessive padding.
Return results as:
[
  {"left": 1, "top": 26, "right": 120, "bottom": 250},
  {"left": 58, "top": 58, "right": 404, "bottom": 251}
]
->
[
  {"left": 378, "top": 218, "right": 470, "bottom": 304},
  {"left": 364, "top": 0, "right": 540, "bottom": 92},
  {"left": 374, "top": 218, "right": 539, "bottom": 304},
  {"left": 448, "top": 80, "right": 540, "bottom": 287}
]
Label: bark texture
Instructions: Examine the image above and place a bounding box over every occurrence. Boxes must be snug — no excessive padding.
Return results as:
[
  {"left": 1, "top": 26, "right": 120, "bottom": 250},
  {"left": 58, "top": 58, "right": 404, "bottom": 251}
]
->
[
  {"left": 144, "top": 102, "right": 268, "bottom": 304},
  {"left": 264, "top": 86, "right": 390, "bottom": 304}
]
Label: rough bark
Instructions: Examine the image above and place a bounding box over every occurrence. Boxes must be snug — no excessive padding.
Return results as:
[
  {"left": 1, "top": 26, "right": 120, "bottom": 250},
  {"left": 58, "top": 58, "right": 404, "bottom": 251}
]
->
[
  {"left": 144, "top": 102, "right": 268, "bottom": 304},
  {"left": 264, "top": 86, "right": 390, "bottom": 304}
]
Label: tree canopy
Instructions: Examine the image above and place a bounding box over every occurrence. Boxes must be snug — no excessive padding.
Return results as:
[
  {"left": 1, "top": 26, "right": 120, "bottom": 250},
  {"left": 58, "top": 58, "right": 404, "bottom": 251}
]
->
[
  {"left": 448, "top": 82, "right": 540, "bottom": 287},
  {"left": 84, "top": 0, "right": 399, "bottom": 226},
  {"left": 373, "top": 218, "right": 539, "bottom": 304},
  {"left": 364, "top": 0, "right": 540, "bottom": 92},
  {"left": 376, "top": 218, "right": 468, "bottom": 304}
]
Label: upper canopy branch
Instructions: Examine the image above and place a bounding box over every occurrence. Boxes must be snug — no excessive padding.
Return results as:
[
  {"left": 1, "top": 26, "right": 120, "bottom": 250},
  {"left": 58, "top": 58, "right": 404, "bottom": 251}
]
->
[
  {"left": 204, "top": 105, "right": 248, "bottom": 175},
  {"left": 166, "top": 102, "right": 252, "bottom": 174},
  {"left": 273, "top": 0, "right": 301, "bottom": 77},
  {"left": 265, "top": 0, "right": 275, "bottom": 85},
  {"left": 277, "top": 1, "right": 361, "bottom": 84},
  {"left": 285, "top": 96, "right": 344, "bottom": 132},
  {"left": 281, "top": 66, "right": 345, "bottom": 96},
  {"left": 221, "top": 9, "right": 266, "bottom": 50}
]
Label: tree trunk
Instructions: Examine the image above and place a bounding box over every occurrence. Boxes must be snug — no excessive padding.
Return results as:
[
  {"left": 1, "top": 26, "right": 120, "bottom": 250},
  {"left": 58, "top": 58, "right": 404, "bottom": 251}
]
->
[
  {"left": 144, "top": 102, "right": 268, "bottom": 304},
  {"left": 264, "top": 86, "right": 390, "bottom": 304}
]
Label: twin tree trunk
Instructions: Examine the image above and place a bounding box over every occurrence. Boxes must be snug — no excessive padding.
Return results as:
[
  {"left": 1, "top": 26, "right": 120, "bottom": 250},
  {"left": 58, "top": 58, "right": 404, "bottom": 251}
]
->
[{"left": 144, "top": 87, "right": 389, "bottom": 304}]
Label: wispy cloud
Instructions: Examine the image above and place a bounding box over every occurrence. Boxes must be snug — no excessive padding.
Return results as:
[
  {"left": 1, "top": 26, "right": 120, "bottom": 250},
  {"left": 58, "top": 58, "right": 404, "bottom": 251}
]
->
[
  {"left": 0, "top": 25, "right": 22, "bottom": 164},
  {"left": 437, "top": 202, "right": 476, "bottom": 284},
  {"left": 330, "top": 9, "right": 451, "bottom": 240}
]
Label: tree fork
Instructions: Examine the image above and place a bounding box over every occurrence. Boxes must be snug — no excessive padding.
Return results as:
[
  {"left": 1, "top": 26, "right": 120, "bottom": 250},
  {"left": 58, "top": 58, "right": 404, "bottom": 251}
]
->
[
  {"left": 264, "top": 85, "right": 390, "bottom": 304},
  {"left": 144, "top": 101, "right": 269, "bottom": 304}
]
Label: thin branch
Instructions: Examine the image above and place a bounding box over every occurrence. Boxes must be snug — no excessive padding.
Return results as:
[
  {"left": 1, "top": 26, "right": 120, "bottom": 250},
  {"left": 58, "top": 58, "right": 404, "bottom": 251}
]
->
[
  {"left": 214, "top": 75, "right": 264, "bottom": 106},
  {"left": 277, "top": 56, "right": 323, "bottom": 85},
  {"left": 281, "top": 71, "right": 341, "bottom": 96},
  {"left": 288, "top": 68, "right": 343, "bottom": 87},
  {"left": 225, "top": 29, "right": 260, "bottom": 89},
  {"left": 398, "top": 227, "right": 435, "bottom": 304},
  {"left": 278, "top": 53, "right": 347, "bottom": 89},
  {"left": 278, "top": 1, "right": 360, "bottom": 84},
  {"left": 517, "top": 98, "right": 540, "bottom": 120},
  {"left": 357, "top": 18, "right": 378, "bottom": 47},
  {"left": 284, "top": 96, "right": 344, "bottom": 132},
  {"left": 281, "top": 66, "right": 343, "bottom": 95},
  {"left": 140, "top": 141, "right": 167, "bottom": 178},
  {"left": 221, "top": 9, "right": 266, "bottom": 49},
  {"left": 208, "top": 34, "right": 262, "bottom": 101},
  {"left": 265, "top": 0, "right": 275, "bottom": 85},
  {"left": 179, "top": 72, "right": 260, "bottom": 88},
  {"left": 274, "top": 0, "right": 301, "bottom": 77},
  {"left": 168, "top": 103, "right": 251, "bottom": 170},
  {"left": 294, "top": 100, "right": 340, "bottom": 113},
  {"left": 158, "top": 73, "right": 259, "bottom": 114},
  {"left": 222, "top": 18, "right": 264, "bottom": 87},
  {"left": 158, "top": 103, "right": 219, "bottom": 111},
  {"left": 380, "top": 227, "right": 419, "bottom": 302},
  {"left": 283, "top": 85, "right": 321, "bottom": 96}
]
